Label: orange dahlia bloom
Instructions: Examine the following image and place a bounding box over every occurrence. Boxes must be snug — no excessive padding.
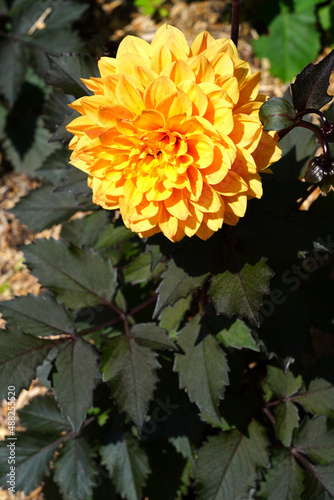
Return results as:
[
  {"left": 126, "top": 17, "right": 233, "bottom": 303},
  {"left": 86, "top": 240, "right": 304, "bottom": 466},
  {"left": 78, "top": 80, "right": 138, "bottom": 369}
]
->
[{"left": 67, "top": 25, "right": 281, "bottom": 242}]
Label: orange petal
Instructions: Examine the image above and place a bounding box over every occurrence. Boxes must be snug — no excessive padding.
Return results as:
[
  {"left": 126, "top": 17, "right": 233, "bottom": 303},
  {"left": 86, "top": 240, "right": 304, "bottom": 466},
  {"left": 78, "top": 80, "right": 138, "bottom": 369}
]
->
[
  {"left": 116, "top": 76, "right": 145, "bottom": 115},
  {"left": 98, "top": 104, "right": 133, "bottom": 127},
  {"left": 158, "top": 204, "right": 179, "bottom": 241},
  {"left": 156, "top": 89, "right": 193, "bottom": 119},
  {"left": 251, "top": 131, "right": 281, "bottom": 171},
  {"left": 193, "top": 182, "right": 222, "bottom": 213},
  {"left": 161, "top": 60, "right": 195, "bottom": 85},
  {"left": 165, "top": 189, "right": 190, "bottom": 220},
  {"left": 188, "top": 55, "right": 215, "bottom": 83},
  {"left": 133, "top": 109, "right": 165, "bottom": 131},
  {"left": 186, "top": 134, "right": 214, "bottom": 169},
  {"left": 144, "top": 76, "right": 177, "bottom": 109},
  {"left": 123, "top": 179, "right": 143, "bottom": 206}
]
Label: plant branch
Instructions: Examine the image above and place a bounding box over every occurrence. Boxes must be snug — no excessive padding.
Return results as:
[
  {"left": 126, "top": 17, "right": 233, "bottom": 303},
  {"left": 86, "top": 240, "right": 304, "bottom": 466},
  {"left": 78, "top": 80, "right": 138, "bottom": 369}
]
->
[
  {"left": 296, "top": 108, "right": 329, "bottom": 127},
  {"left": 231, "top": 0, "right": 241, "bottom": 47},
  {"left": 297, "top": 120, "right": 330, "bottom": 164}
]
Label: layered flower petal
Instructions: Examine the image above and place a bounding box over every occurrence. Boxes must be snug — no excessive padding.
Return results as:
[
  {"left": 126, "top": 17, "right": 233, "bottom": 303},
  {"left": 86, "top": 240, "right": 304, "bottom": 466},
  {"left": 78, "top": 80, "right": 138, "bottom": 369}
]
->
[{"left": 67, "top": 24, "right": 281, "bottom": 242}]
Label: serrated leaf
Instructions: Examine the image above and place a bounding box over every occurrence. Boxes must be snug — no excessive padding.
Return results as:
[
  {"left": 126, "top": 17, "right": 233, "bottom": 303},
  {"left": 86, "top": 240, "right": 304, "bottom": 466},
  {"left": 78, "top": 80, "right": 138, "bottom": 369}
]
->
[
  {"left": 124, "top": 252, "right": 166, "bottom": 285},
  {"left": 0, "top": 328, "right": 55, "bottom": 400},
  {"left": 195, "top": 420, "right": 270, "bottom": 500},
  {"left": 46, "top": 53, "right": 99, "bottom": 98},
  {"left": 259, "top": 97, "right": 296, "bottom": 131},
  {"left": 209, "top": 253, "right": 273, "bottom": 326},
  {"left": 217, "top": 318, "right": 259, "bottom": 351},
  {"left": 153, "top": 259, "right": 208, "bottom": 318},
  {"left": 61, "top": 211, "right": 109, "bottom": 248},
  {"left": 94, "top": 223, "right": 134, "bottom": 250},
  {"left": 258, "top": 449, "right": 304, "bottom": 500},
  {"left": 291, "top": 49, "right": 334, "bottom": 111},
  {"left": 19, "top": 395, "right": 71, "bottom": 433},
  {"left": 131, "top": 323, "right": 176, "bottom": 350},
  {"left": 23, "top": 239, "right": 117, "bottom": 309},
  {"left": 0, "top": 38, "right": 27, "bottom": 106},
  {"left": 159, "top": 295, "right": 192, "bottom": 337},
  {"left": 54, "top": 437, "right": 97, "bottom": 500},
  {"left": 294, "top": 379, "right": 334, "bottom": 417},
  {"left": 275, "top": 401, "right": 299, "bottom": 447},
  {"left": 0, "top": 292, "right": 75, "bottom": 337},
  {"left": 54, "top": 166, "right": 91, "bottom": 199},
  {"left": 53, "top": 338, "right": 99, "bottom": 432},
  {"left": 302, "top": 463, "right": 334, "bottom": 499},
  {"left": 253, "top": 6, "right": 321, "bottom": 82},
  {"left": 0, "top": 432, "right": 61, "bottom": 494},
  {"left": 101, "top": 335, "right": 160, "bottom": 428},
  {"left": 36, "top": 148, "right": 71, "bottom": 184},
  {"left": 294, "top": 416, "right": 334, "bottom": 465},
  {"left": 10, "top": 184, "right": 86, "bottom": 232},
  {"left": 265, "top": 366, "right": 303, "bottom": 399},
  {"left": 101, "top": 432, "right": 150, "bottom": 500},
  {"left": 174, "top": 315, "right": 229, "bottom": 424}
]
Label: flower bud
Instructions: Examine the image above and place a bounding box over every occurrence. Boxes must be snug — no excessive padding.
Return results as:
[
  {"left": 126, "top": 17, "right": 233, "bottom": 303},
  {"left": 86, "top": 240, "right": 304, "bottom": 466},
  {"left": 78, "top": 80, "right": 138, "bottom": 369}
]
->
[{"left": 304, "top": 157, "right": 325, "bottom": 183}]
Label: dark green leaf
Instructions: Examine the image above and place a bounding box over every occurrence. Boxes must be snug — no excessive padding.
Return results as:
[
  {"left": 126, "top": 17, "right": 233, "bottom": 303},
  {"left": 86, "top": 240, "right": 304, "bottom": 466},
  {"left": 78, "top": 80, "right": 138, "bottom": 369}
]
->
[
  {"left": 302, "top": 464, "right": 334, "bottom": 499},
  {"left": 101, "top": 335, "right": 160, "bottom": 428},
  {"left": 54, "top": 437, "right": 97, "bottom": 500},
  {"left": 209, "top": 254, "right": 273, "bottom": 326},
  {"left": 18, "top": 395, "right": 71, "bottom": 433},
  {"left": 23, "top": 239, "right": 117, "bottom": 309},
  {"left": 265, "top": 366, "right": 303, "bottom": 399},
  {"left": 54, "top": 166, "right": 91, "bottom": 199},
  {"left": 259, "top": 97, "right": 296, "bottom": 131},
  {"left": 0, "top": 432, "right": 61, "bottom": 494},
  {"left": 275, "top": 401, "right": 299, "bottom": 447},
  {"left": 131, "top": 323, "right": 176, "bottom": 350},
  {"left": 291, "top": 49, "right": 334, "bottom": 111},
  {"left": 53, "top": 338, "right": 99, "bottom": 432},
  {"left": 46, "top": 53, "right": 99, "bottom": 98},
  {"left": 0, "top": 328, "right": 55, "bottom": 400},
  {"left": 94, "top": 223, "right": 134, "bottom": 250},
  {"left": 158, "top": 295, "right": 192, "bottom": 337},
  {"left": 0, "top": 38, "right": 27, "bottom": 106},
  {"left": 195, "top": 420, "right": 270, "bottom": 500},
  {"left": 61, "top": 211, "right": 109, "bottom": 248},
  {"left": 10, "top": 184, "right": 85, "bottom": 232},
  {"left": 258, "top": 449, "right": 304, "bottom": 500},
  {"left": 294, "top": 379, "right": 334, "bottom": 417},
  {"left": 0, "top": 292, "right": 75, "bottom": 337},
  {"left": 153, "top": 258, "right": 208, "bottom": 318},
  {"left": 174, "top": 315, "right": 229, "bottom": 424},
  {"left": 253, "top": 6, "right": 321, "bottom": 82},
  {"left": 294, "top": 416, "right": 334, "bottom": 465},
  {"left": 36, "top": 148, "right": 71, "bottom": 184},
  {"left": 100, "top": 432, "right": 150, "bottom": 500},
  {"left": 42, "top": 89, "right": 73, "bottom": 134},
  {"left": 217, "top": 318, "right": 259, "bottom": 351},
  {"left": 124, "top": 252, "right": 166, "bottom": 285}
]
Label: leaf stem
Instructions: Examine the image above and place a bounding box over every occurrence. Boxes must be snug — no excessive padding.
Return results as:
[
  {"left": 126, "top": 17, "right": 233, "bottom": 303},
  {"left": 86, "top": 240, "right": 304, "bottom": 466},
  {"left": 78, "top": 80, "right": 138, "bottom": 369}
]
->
[
  {"left": 231, "top": 0, "right": 241, "bottom": 47},
  {"left": 297, "top": 120, "right": 330, "bottom": 164},
  {"left": 296, "top": 108, "right": 329, "bottom": 127}
]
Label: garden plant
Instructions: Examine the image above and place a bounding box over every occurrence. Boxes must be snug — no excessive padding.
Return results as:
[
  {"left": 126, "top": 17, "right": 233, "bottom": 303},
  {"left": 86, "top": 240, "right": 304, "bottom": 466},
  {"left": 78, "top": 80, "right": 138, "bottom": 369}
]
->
[{"left": 1, "top": 0, "right": 334, "bottom": 499}]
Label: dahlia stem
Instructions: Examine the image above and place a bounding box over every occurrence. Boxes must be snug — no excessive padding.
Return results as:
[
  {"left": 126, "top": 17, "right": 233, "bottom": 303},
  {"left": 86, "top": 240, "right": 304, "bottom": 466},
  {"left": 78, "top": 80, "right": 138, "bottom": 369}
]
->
[
  {"left": 296, "top": 108, "right": 329, "bottom": 127},
  {"left": 231, "top": 0, "right": 241, "bottom": 47},
  {"left": 297, "top": 120, "right": 330, "bottom": 165}
]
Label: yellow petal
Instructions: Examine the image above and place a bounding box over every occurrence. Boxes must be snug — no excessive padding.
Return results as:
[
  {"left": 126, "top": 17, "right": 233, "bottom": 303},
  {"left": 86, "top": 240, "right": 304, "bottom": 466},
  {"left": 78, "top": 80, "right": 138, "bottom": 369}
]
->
[
  {"left": 133, "top": 109, "right": 165, "bottom": 131},
  {"left": 229, "top": 114, "right": 262, "bottom": 150},
  {"left": 188, "top": 55, "right": 215, "bottom": 83},
  {"left": 224, "top": 194, "right": 247, "bottom": 217},
  {"left": 158, "top": 205, "right": 179, "bottom": 241},
  {"left": 161, "top": 60, "right": 195, "bottom": 85},
  {"left": 214, "top": 171, "right": 249, "bottom": 196},
  {"left": 151, "top": 24, "right": 190, "bottom": 60},
  {"left": 151, "top": 45, "right": 173, "bottom": 74},
  {"left": 195, "top": 221, "right": 214, "bottom": 240},
  {"left": 251, "top": 131, "right": 282, "bottom": 171},
  {"left": 98, "top": 57, "right": 117, "bottom": 78},
  {"left": 186, "top": 134, "right": 214, "bottom": 169},
  {"left": 237, "top": 72, "right": 261, "bottom": 108},
  {"left": 123, "top": 179, "right": 143, "bottom": 206},
  {"left": 144, "top": 76, "right": 177, "bottom": 109},
  {"left": 116, "top": 76, "right": 145, "bottom": 115},
  {"left": 98, "top": 104, "right": 133, "bottom": 127},
  {"left": 116, "top": 35, "right": 152, "bottom": 60},
  {"left": 247, "top": 173, "right": 263, "bottom": 198},
  {"left": 116, "top": 53, "right": 151, "bottom": 77},
  {"left": 156, "top": 89, "right": 193, "bottom": 119},
  {"left": 81, "top": 77, "right": 104, "bottom": 95},
  {"left": 215, "top": 75, "right": 239, "bottom": 105},
  {"left": 177, "top": 81, "right": 208, "bottom": 116},
  {"left": 190, "top": 31, "right": 217, "bottom": 56},
  {"left": 165, "top": 189, "right": 190, "bottom": 220},
  {"left": 193, "top": 183, "right": 222, "bottom": 213}
]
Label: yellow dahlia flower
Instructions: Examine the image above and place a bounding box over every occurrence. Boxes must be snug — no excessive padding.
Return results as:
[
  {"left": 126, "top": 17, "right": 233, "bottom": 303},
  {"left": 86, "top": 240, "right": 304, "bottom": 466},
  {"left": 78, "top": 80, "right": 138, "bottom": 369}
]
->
[{"left": 67, "top": 25, "right": 281, "bottom": 242}]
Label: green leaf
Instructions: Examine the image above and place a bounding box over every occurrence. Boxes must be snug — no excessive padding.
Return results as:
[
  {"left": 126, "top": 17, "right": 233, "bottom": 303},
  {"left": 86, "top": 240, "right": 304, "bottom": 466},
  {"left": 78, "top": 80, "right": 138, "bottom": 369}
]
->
[
  {"left": 294, "top": 379, "right": 334, "bottom": 417},
  {"left": 100, "top": 432, "right": 150, "bottom": 500},
  {"left": 209, "top": 254, "right": 273, "bottom": 326},
  {"left": 101, "top": 335, "right": 160, "bottom": 428},
  {"left": 18, "top": 395, "right": 71, "bottom": 433},
  {"left": 159, "top": 295, "right": 192, "bottom": 337},
  {"left": 131, "top": 323, "right": 176, "bottom": 350},
  {"left": 253, "top": 6, "right": 321, "bottom": 82},
  {"left": 153, "top": 258, "right": 208, "bottom": 318},
  {"left": 0, "top": 328, "right": 55, "bottom": 400},
  {"left": 46, "top": 53, "right": 99, "bottom": 98},
  {"left": 291, "top": 49, "right": 334, "bottom": 111},
  {"left": 10, "top": 184, "right": 86, "bottom": 232},
  {"left": 217, "top": 318, "right": 259, "bottom": 351},
  {"left": 174, "top": 315, "right": 229, "bottom": 424},
  {"left": 294, "top": 416, "right": 334, "bottom": 465},
  {"left": 265, "top": 366, "right": 303, "bottom": 399},
  {"left": 53, "top": 338, "right": 99, "bottom": 432},
  {"left": 0, "top": 292, "right": 75, "bottom": 337},
  {"left": 94, "top": 223, "right": 134, "bottom": 250},
  {"left": 23, "top": 239, "right": 117, "bottom": 309},
  {"left": 195, "top": 420, "right": 270, "bottom": 500},
  {"left": 275, "top": 401, "right": 299, "bottom": 447},
  {"left": 36, "top": 148, "right": 71, "bottom": 184},
  {"left": 259, "top": 97, "right": 297, "bottom": 131},
  {"left": 0, "top": 432, "right": 61, "bottom": 494},
  {"left": 0, "top": 38, "right": 27, "bottom": 106},
  {"left": 258, "top": 449, "right": 304, "bottom": 500},
  {"left": 124, "top": 252, "right": 166, "bottom": 285},
  {"left": 54, "top": 437, "right": 97, "bottom": 500},
  {"left": 61, "top": 211, "right": 109, "bottom": 248},
  {"left": 302, "top": 464, "right": 334, "bottom": 499}
]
